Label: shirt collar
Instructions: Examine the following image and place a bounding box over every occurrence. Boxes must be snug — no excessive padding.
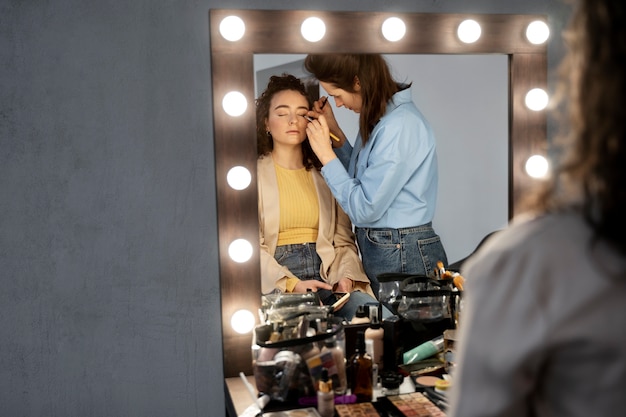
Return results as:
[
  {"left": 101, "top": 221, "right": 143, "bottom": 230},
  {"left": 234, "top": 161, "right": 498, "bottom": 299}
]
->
[{"left": 386, "top": 84, "right": 413, "bottom": 113}]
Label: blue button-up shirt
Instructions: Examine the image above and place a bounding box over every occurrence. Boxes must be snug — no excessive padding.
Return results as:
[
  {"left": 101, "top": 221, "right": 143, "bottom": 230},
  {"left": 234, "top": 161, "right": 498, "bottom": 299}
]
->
[{"left": 321, "top": 86, "right": 439, "bottom": 229}]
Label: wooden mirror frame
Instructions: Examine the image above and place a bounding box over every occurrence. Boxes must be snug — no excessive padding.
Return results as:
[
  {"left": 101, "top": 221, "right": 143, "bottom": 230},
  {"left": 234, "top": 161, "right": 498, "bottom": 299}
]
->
[{"left": 209, "top": 9, "right": 547, "bottom": 377}]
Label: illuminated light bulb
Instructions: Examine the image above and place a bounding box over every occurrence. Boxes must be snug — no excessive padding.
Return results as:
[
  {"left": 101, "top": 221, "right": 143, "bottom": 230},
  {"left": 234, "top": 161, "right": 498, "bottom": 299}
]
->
[
  {"left": 231, "top": 309, "right": 256, "bottom": 334},
  {"left": 525, "top": 88, "right": 549, "bottom": 111},
  {"left": 382, "top": 17, "right": 406, "bottom": 42},
  {"left": 228, "top": 238, "right": 253, "bottom": 263},
  {"left": 525, "top": 155, "right": 549, "bottom": 179},
  {"left": 222, "top": 91, "right": 247, "bottom": 117},
  {"left": 526, "top": 20, "right": 550, "bottom": 45},
  {"left": 301, "top": 17, "right": 326, "bottom": 42},
  {"left": 227, "top": 166, "right": 252, "bottom": 190},
  {"left": 219, "top": 15, "right": 245, "bottom": 42},
  {"left": 457, "top": 19, "right": 481, "bottom": 44}
]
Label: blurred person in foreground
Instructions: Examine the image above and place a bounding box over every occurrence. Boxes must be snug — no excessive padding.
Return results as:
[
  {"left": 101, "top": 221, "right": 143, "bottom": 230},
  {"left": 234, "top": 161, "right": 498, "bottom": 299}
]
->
[{"left": 448, "top": 1, "right": 626, "bottom": 416}]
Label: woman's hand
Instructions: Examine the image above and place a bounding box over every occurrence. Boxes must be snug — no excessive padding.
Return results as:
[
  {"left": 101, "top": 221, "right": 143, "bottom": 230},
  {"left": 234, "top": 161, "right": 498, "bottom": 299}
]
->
[
  {"left": 293, "top": 279, "right": 332, "bottom": 294},
  {"left": 334, "top": 277, "right": 354, "bottom": 294},
  {"left": 308, "top": 96, "right": 346, "bottom": 149},
  {"left": 306, "top": 115, "right": 339, "bottom": 165}
]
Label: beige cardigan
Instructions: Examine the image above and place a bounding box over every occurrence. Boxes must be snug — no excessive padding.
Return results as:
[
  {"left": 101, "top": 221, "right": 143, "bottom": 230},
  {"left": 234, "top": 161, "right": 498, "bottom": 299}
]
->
[{"left": 258, "top": 154, "right": 373, "bottom": 296}]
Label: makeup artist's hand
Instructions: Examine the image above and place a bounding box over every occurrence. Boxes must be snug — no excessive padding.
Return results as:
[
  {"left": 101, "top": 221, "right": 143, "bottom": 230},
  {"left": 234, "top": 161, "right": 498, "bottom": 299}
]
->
[
  {"left": 306, "top": 115, "right": 339, "bottom": 166},
  {"left": 293, "top": 279, "right": 332, "bottom": 294},
  {"left": 310, "top": 97, "right": 345, "bottom": 147}
]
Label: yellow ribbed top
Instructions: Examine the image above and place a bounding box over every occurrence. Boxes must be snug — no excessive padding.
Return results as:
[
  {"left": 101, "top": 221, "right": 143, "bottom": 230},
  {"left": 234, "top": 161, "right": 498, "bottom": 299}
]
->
[{"left": 274, "top": 163, "right": 319, "bottom": 246}]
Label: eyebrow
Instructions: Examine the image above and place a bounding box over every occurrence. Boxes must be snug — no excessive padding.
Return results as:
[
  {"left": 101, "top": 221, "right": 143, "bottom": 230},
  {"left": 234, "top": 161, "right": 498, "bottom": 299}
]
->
[{"left": 272, "top": 104, "right": 309, "bottom": 112}]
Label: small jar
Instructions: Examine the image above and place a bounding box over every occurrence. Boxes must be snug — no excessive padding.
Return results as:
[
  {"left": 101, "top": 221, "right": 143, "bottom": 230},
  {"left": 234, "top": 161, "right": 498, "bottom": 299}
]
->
[{"left": 380, "top": 371, "right": 404, "bottom": 396}]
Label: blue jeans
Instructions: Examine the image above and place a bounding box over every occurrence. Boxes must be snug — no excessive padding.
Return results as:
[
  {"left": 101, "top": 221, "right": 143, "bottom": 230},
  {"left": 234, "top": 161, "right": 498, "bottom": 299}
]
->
[
  {"left": 274, "top": 243, "right": 391, "bottom": 321},
  {"left": 355, "top": 223, "right": 448, "bottom": 297}
]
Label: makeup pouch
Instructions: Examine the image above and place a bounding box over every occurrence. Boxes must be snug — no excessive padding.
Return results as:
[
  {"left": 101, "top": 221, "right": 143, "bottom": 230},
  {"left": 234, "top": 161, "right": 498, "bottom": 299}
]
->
[
  {"left": 396, "top": 275, "right": 455, "bottom": 323},
  {"left": 377, "top": 272, "right": 405, "bottom": 312},
  {"left": 252, "top": 315, "right": 345, "bottom": 404}
]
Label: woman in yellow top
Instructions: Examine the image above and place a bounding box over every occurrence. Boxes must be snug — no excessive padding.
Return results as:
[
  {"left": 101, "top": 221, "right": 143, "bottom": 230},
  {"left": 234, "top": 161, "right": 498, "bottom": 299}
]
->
[{"left": 257, "top": 74, "right": 383, "bottom": 321}]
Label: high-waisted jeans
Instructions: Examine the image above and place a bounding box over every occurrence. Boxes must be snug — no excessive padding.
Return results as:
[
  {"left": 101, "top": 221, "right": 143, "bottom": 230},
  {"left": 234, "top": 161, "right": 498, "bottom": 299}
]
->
[
  {"left": 274, "top": 243, "right": 390, "bottom": 321},
  {"left": 355, "top": 222, "right": 448, "bottom": 297}
]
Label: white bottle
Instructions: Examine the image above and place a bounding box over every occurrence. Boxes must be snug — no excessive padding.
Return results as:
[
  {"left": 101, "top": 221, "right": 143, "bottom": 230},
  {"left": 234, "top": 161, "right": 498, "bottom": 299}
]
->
[
  {"left": 322, "top": 337, "right": 347, "bottom": 395},
  {"left": 365, "top": 317, "right": 384, "bottom": 371},
  {"left": 317, "top": 368, "right": 334, "bottom": 417}
]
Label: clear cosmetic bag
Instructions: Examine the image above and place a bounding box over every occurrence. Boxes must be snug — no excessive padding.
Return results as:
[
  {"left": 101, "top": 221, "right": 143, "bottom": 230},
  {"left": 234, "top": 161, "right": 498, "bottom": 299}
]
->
[
  {"left": 396, "top": 275, "right": 455, "bottom": 323},
  {"left": 252, "top": 310, "right": 345, "bottom": 404}
]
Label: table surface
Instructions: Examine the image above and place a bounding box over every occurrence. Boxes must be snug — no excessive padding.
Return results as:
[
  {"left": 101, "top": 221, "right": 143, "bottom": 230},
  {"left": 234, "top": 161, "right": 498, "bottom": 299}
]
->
[
  {"left": 225, "top": 374, "right": 417, "bottom": 417},
  {"left": 225, "top": 374, "right": 258, "bottom": 417}
]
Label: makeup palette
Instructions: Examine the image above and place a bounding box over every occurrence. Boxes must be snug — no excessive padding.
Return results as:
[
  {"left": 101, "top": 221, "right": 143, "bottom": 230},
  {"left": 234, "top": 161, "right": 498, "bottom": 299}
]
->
[
  {"left": 378, "top": 392, "right": 447, "bottom": 417},
  {"left": 335, "top": 402, "right": 381, "bottom": 417}
]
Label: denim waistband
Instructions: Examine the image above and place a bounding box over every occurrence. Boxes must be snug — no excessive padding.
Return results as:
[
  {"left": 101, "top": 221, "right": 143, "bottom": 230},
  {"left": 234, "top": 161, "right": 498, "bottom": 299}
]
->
[
  {"left": 276, "top": 242, "right": 316, "bottom": 250},
  {"left": 355, "top": 222, "right": 433, "bottom": 234}
]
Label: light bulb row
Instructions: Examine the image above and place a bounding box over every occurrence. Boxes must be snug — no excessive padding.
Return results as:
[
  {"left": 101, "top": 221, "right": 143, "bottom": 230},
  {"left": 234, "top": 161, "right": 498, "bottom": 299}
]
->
[{"left": 219, "top": 15, "right": 550, "bottom": 45}]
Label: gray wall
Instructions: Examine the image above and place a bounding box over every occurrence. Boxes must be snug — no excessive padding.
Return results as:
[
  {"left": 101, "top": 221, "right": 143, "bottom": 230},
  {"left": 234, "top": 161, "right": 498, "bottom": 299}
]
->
[{"left": 0, "top": 1, "right": 571, "bottom": 416}]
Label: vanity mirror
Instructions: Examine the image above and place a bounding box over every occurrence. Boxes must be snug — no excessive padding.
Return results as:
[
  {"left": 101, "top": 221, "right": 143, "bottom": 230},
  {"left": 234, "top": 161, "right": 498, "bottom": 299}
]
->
[{"left": 209, "top": 9, "right": 547, "bottom": 377}]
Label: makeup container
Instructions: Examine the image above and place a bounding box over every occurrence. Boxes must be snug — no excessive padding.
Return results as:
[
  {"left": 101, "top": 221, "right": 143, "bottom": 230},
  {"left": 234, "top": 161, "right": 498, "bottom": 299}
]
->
[
  {"left": 380, "top": 371, "right": 404, "bottom": 396},
  {"left": 317, "top": 368, "right": 334, "bottom": 417},
  {"left": 347, "top": 331, "right": 373, "bottom": 403},
  {"left": 365, "top": 317, "right": 384, "bottom": 371},
  {"left": 253, "top": 316, "right": 345, "bottom": 405},
  {"left": 378, "top": 273, "right": 404, "bottom": 312},
  {"left": 350, "top": 305, "right": 370, "bottom": 324},
  {"left": 382, "top": 315, "right": 403, "bottom": 371},
  {"left": 321, "top": 336, "right": 347, "bottom": 395},
  {"left": 403, "top": 335, "right": 444, "bottom": 365},
  {"left": 397, "top": 276, "right": 452, "bottom": 324}
]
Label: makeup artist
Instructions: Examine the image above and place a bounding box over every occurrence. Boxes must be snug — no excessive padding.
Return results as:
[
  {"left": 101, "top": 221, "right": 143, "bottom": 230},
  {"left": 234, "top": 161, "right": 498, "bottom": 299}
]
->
[
  {"left": 256, "top": 73, "right": 388, "bottom": 321},
  {"left": 303, "top": 54, "right": 448, "bottom": 296}
]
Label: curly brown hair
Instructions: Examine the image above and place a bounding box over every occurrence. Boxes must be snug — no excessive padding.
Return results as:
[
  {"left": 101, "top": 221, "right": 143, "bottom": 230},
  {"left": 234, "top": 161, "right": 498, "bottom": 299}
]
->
[
  {"left": 256, "top": 73, "right": 322, "bottom": 171},
  {"left": 540, "top": 0, "right": 626, "bottom": 257}
]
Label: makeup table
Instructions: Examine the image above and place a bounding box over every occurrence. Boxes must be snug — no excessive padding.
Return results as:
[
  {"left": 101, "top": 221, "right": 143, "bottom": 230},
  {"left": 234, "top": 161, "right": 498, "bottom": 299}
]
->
[{"left": 225, "top": 374, "right": 259, "bottom": 417}]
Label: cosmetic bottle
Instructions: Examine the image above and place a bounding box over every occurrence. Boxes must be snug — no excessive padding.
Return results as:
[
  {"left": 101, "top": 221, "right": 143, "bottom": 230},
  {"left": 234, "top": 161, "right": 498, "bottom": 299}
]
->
[
  {"left": 348, "top": 331, "right": 373, "bottom": 403},
  {"left": 403, "top": 335, "right": 445, "bottom": 365},
  {"left": 317, "top": 368, "right": 334, "bottom": 417},
  {"left": 365, "top": 339, "right": 378, "bottom": 390},
  {"left": 365, "top": 317, "right": 384, "bottom": 371},
  {"left": 382, "top": 315, "right": 403, "bottom": 370},
  {"left": 269, "top": 323, "right": 283, "bottom": 342},
  {"left": 321, "top": 337, "right": 347, "bottom": 395},
  {"left": 350, "top": 305, "right": 370, "bottom": 324}
]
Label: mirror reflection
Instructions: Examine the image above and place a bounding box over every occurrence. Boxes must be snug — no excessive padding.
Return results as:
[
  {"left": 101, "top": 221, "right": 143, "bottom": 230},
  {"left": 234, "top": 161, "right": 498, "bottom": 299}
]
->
[{"left": 255, "top": 54, "right": 509, "bottom": 263}]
